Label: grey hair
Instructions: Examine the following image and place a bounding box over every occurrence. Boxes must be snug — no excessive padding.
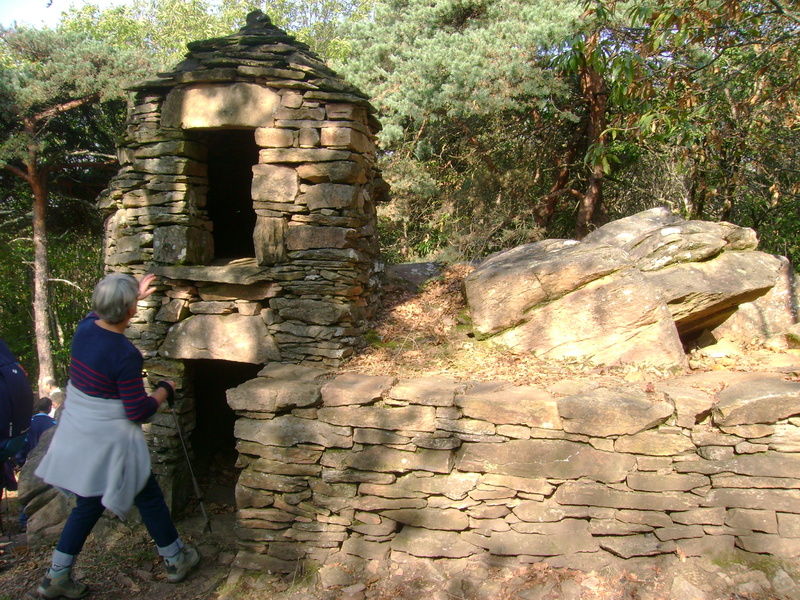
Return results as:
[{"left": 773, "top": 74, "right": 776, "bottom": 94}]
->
[{"left": 92, "top": 273, "right": 139, "bottom": 324}]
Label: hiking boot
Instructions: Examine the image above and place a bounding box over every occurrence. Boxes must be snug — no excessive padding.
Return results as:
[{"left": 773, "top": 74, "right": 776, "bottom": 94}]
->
[
  {"left": 165, "top": 545, "right": 200, "bottom": 583},
  {"left": 37, "top": 569, "right": 89, "bottom": 599}
]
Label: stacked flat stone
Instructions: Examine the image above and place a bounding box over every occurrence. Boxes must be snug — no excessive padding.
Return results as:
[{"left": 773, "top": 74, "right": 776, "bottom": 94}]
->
[
  {"left": 95, "top": 11, "right": 385, "bottom": 509},
  {"left": 99, "top": 9, "right": 383, "bottom": 365},
  {"left": 228, "top": 364, "right": 800, "bottom": 574}
]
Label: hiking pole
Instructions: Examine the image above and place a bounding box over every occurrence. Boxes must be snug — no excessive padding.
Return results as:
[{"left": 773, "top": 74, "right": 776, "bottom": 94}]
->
[
  {"left": 158, "top": 381, "right": 212, "bottom": 533},
  {"left": 0, "top": 486, "right": 5, "bottom": 536}
]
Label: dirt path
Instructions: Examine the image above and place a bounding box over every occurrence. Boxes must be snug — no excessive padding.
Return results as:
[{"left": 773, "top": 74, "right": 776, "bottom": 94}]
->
[
  {"left": 0, "top": 495, "right": 239, "bottom": 600},
  {"left": 2, "top": 487, "right": 796, "bottom": 600}
]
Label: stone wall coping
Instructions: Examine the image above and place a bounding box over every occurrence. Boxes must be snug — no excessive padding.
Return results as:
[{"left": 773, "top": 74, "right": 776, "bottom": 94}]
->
[{"left": 152, "top": 261, "right": 278, "bottom": 284}]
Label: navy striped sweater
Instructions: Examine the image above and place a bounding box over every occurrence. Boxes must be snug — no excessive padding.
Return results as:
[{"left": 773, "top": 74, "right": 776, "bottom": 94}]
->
[{"left": 69, "top": 313, "right": 158, "bottom": 422}]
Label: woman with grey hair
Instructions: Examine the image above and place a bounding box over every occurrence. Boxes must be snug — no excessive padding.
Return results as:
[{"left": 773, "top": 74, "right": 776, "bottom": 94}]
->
[{"left": 35, "top": 273, "right": 199, "bottom": 599}]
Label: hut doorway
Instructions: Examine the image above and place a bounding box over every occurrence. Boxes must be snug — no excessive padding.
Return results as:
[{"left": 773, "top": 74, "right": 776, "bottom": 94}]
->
[
  {"left": 200, "top": 129, "right": 260, "bottom": 261},
  {"left": 186, "top": 359, "right": 262, "bottom": 506}
]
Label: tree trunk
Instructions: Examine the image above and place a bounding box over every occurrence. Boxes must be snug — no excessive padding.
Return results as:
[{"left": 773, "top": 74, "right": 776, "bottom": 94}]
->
[
  {"left": 576, "top": 34, "right": 609, "bottom": 240},
  {"left": 535, "top": 142, "right": 579, "bottom": 226},
  {"left": 454, "top": 118, "right": 498, "bottom": 174},
  {"left": 686, "top": 167, "right": 708, "bottom": 220},
  {"left": 26, "top": 129, "right": 54, "bottom": 389},
  {"left": 577, "top": 165, "right": 604, "bottom": 239}
]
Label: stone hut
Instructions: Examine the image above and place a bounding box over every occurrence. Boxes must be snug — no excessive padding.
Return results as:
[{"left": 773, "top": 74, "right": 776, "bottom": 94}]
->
[{"left": 97, "top": 11, "right": 386, "bottom": 508}]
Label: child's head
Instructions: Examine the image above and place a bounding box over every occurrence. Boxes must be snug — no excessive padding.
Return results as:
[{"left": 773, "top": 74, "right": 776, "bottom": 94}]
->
[{"left": 38, "top": 397, "right": 53, "bottom": 414}]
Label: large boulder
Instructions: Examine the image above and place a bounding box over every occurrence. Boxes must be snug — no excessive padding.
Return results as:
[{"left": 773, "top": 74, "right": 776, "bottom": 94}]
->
[
  {"left": 16, "top": 428, "right": 71, "bottom": 546},
  {"left": 585, "top": 209, "right": 784, "bottom": 338},
  {"left": 464, "top": 239, "right": 687, "bottom": 368},
  {"left": 465, "top": 208, "right": 796, "bottom": 366}
]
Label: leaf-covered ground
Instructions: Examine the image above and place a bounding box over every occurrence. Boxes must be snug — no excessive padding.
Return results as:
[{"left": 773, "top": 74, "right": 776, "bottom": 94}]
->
[{"left": 344, "top": 263, "right": 800, "bottom": 385}]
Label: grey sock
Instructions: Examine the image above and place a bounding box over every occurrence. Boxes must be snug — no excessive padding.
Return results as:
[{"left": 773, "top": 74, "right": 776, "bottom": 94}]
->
[
  {"left": 50, "top": 550, "right": 76, "bottom": 571},
  {"left": 47, "top": 566, "right": 70, "bottom": 579},
  {"left": 157, "top": 537, "right": 184, "bottom": 560}
]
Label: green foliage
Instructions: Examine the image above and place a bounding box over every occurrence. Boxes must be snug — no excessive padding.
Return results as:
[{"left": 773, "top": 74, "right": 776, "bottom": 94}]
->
[
  {"left": 0, "top": 25, "right": 144, "bottom": 380},
  {"left": 0, "top": 205, "right": 101, "bottom": 380},
  {"left": 0, "top": 26, "right": 150, "bottom": 168},
  {"left": 589, "top": 0, "right": 800, "bottom": 257},
  {"left": 351, "top": 0, "right": 800, "bottom": 263},
  {"left": 0, "top": 28, "right": 139, "bottom": 105},
  {"left": 340, "top": 0, "right": 579, "bottom": 132},
  {"left": 0, "top": 227, "right": 35, "bottom": 370},
  {"left": 58, "top": 0, "right": 370, "bottom": 68},
  {"left": 59, "top": 0, "right": 252, "bottom": 69},
  {"left": 339, "top": 0, "right": 584, "bottom": 261},
  {"left": 267, "top": 0, "right": 373, "bottom": 61}
]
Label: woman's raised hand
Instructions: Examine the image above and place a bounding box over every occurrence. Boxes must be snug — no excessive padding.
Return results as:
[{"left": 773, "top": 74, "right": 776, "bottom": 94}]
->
[{"left": 137, "top": 273, "right": 157, "bottom": 300}]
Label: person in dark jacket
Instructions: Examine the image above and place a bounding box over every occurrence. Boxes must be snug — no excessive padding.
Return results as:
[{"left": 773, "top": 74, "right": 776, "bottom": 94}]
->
[
  {"left": 0, "top": 337, "right": 34, "bottom": 501},
  {"left": 16, "top": 397, "right": 57, "bottom": 466},
  {"left": 16, "top": 397, "right": 58, "bottom": 531},
  {"left": 0, "top": 337, "right": 34, "bottom": 457}
]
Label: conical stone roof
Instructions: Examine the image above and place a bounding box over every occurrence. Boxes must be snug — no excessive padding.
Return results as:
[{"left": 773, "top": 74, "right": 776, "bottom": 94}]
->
[{"left": 130, "top": 10, "right": 378, "bottom": 127}]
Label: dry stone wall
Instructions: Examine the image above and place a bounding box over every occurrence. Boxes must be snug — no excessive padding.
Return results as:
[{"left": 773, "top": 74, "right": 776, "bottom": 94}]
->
[{"left": 228, "top": 364, "right": 800, "bottom": 573}]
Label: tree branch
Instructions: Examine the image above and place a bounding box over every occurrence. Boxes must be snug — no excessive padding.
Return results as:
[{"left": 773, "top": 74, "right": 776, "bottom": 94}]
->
[
  {"left": 766, "top": 0, "right": 800, "bottom": 24},
  {"left": 0, "top": 215, "right": 30, "bottom": 230},
  {"left": 41, "top": 159, "right": 116, "bottom": 177},
  {"left": 2, "top": 162, "right": 32, "bottom": 184},
  {"left": 29, "top": 93, "right": 103, "bottom": 126},
  {"left": 48, "top": 278, "right": 84, "bottom": 291}
]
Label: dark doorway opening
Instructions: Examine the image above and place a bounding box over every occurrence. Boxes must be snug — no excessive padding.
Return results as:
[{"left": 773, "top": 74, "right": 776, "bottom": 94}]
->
[
  {"left": 202, "top": 129, "right": 260, "bottom": 261},
  {"left": 188, "top": 359, "right": 262, "bottom": 506}
]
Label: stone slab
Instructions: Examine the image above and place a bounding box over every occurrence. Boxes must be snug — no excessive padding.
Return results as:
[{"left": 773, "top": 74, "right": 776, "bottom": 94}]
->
[
  {"left": 456, "top": 386, "right": 561, "bottom": 428},
  {"left": 235, "top": 415, "right": 353, "bottom": 448},
  {"left": 160, "top": 313, "right": 280, "bottom": 363},
  {"left": 456, "top": 439, "right": 636, "bottom": 483},
  {"left": 162, "top": 82, "right": 280, "bottom": 128},
  {"left": 391, "top": 528, "right": 479, "bottom": 558}
]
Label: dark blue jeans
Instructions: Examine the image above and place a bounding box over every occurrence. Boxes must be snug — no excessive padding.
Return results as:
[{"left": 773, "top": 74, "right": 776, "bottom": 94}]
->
[{"left": 54, "top": 472, "right": 179, "bottom": 563}]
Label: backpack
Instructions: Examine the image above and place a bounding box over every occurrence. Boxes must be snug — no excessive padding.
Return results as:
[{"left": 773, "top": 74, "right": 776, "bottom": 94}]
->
[{"left": 0, "top": 338, "right": 34, "bottom": 448}]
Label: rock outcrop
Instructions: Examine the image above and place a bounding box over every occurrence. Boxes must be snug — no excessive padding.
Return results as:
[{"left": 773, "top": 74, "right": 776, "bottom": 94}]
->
[
  {"left": 465, "top": 208, "right": 796, "bottom": 364},
  {"left": 464, "top": 239, "right": 688, "bottom": 369}
]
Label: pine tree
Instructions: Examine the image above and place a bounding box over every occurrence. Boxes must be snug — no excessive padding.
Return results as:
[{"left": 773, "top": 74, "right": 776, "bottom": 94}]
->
[{"left": 0, "top": 26, "right": 152, "bottom": 386}]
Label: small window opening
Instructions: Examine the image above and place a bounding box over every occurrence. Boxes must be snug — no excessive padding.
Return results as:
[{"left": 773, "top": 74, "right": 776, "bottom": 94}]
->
[{"left": 203, "top": 129, "right": 260, "bottom": 261}]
